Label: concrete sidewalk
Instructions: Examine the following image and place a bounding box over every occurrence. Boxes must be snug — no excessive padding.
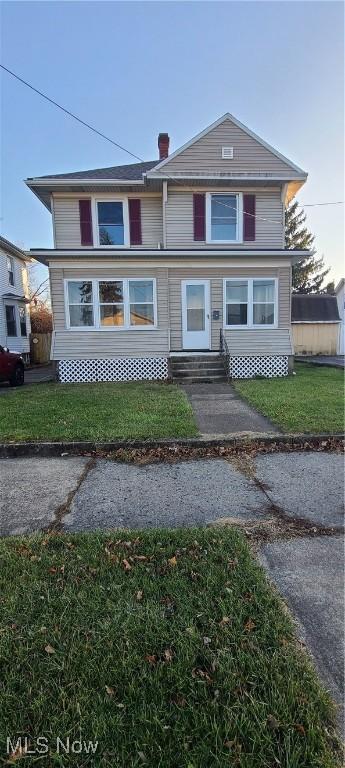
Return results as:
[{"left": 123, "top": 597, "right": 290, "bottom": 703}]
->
[
  {"left": 181, "top": 381, "right": 279, "bottom": 436},
  {"left": 0, "top": 450, "right": 343, "bottom": 727}
]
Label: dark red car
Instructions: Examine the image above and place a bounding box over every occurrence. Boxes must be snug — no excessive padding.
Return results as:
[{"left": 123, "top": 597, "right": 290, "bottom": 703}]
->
[{"left": 0, "top": 345, "right": 25, "bottom": 386}]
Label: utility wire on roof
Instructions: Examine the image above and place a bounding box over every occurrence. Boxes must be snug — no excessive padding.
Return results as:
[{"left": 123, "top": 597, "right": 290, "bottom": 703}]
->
[{"left": 1, "top": 63, "right": 344, "bottom": 228}]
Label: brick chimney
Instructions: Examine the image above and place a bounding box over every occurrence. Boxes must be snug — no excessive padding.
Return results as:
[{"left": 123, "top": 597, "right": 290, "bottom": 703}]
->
[{"left": 158, "top": 133, "right": 169, "bottom": 160}]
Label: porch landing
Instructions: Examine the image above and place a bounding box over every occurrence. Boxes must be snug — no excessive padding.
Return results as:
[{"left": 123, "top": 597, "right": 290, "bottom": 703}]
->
[{"left": 181, "top": 381, "right": 279, "bottom": 436}]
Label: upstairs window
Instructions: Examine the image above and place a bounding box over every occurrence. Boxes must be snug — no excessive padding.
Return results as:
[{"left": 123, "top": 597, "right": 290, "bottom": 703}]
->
[
  {"left": 7, "top": 256, "right": 14, "bottom": 286},
  {"left": 207, "top": 194, "right": 241, "bottom": 243},
  {"left": 96, "top": 201, "right": 125, "bottom": 246}
]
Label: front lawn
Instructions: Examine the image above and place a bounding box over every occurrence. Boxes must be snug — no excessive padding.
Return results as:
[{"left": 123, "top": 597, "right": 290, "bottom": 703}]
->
[
  {"left": 233, "top": 363, "right": 344, "bottom": 433},
  {"left": 0, "top": 528, "right": 340, "bottom": 767},
  {"left": 0, "top": 381, "right": 197, "bottom": 441}
]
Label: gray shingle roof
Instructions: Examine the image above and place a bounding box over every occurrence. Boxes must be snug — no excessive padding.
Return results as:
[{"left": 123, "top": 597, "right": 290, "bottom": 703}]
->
[
  {"left": 292, "top": 294, "right": 340, "bottom": 322},
  {"left": 34, "top": 160, "right": 158, "bottom": 181}
]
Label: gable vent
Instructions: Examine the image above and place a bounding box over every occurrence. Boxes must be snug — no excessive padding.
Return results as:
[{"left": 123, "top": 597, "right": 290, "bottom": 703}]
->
[{"left": 222, "top": 146, "right": 234, "bottom": 159}]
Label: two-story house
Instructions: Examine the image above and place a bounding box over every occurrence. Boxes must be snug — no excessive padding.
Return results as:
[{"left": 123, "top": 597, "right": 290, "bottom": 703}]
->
[
  {"left": 0, "top": 236, "right": 31, "bottom": 362},
  {"left": 26, "top": 113, "right": 309, "bottom": 382}
]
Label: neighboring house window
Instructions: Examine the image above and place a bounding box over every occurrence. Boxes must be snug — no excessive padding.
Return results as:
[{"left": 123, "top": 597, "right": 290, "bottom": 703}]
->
[
  {"left": 129, "top": 280, "right": 154, "bottom": 326},
  {"left": 96, "top": 201, "right": 125, "bottom": 246},
  {"left": 7, "top": 256, "right": 14, "bottom": 286},
  {"left": 99, "top": 281, "right": 124, "bottom": 327},
  {"left": 207, "top": 194, "right": 242, "bottom": 243},
  {"left": 66, "top": 279, "right": 156, "bottom": 329},
  {"left": 19, "top": 306, "right": 27, "bottom": 336},
  {"left": 5, "top": 305, "right": 17, "bottom": 336},
  {"left": 67, "top": 281, "right": 94, "bottom": 327},
  {"left": 224, "top": 279, "right": 277, "bottom": 328}
]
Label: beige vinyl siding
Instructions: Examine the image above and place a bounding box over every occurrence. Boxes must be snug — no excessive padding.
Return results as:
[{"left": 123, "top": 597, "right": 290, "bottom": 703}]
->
[
  {"left": 224, "top": 329, "right": 292, "bottom": 356},
  {"left": 53, "top": 198, "right": 81, "bottom": 248},
  {"left": 50, "top": 266, "right": 169, "bottom": 359},
  {"left": 53, "top": 196, "right": 163, "bottom": 249},
  {"left": 165, "top": 188, "right": 284, "bottom": 249},
  {"left": 52, "top": 329, "right": 169, "bottom": 359},
  {"left": 49, "top": 262, "right": 292, "bottom": 359},
  {"left": 168, "top": 266, "right": 291, "bottom": 352},
  {"left": 160, "top": 119, "right": 302, "bottom": 178},
  {"left": 292, "top": 323, "right": 339, "bottom": 356}
]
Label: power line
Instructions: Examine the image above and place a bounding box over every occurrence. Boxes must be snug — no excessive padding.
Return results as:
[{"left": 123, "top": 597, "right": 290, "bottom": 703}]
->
[{"left": 1, "top": 63, "right": 344, "bottom": 227}]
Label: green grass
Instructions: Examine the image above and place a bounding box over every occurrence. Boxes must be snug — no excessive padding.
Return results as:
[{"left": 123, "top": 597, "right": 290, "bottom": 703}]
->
[
  {"left": 233, "top": 363, "right": 344, "bottom": 433},
  {"left": 0, "top": 528, "right": 340, "bottom": 767},
  {"left": 0, "top": 381, "right": 198, "bottom": 441}
]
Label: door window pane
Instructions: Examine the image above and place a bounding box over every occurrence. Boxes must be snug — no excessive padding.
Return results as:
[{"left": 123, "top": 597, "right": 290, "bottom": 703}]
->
[
  {"left": 186, "top": 284, "right": 205, "bottom": 331},
  {"left": 6, "top": 305, "right": 17, "bottom": 336},
  {"left": 97, "top": 202, "right": 124, "bottom": 245},
  {"left": 211, "top": 195, "right": 237, "bottom": 241}
]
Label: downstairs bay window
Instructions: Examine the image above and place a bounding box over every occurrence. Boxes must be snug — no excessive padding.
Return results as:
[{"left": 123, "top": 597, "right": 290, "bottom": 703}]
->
[
  {"left": 224, "top": 278, "right": 277, "bottom": 328},
  {"left": 65, "top": 279, "right": 156, "bottom": 329}
]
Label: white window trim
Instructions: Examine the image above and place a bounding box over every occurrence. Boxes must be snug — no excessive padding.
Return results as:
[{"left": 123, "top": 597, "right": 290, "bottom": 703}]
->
[
  {"left": 64, "top": 278, "right": 157, "bottom": 331},
  {"left": 92, "top": 198, "right": 130, "bottom": 248},
  {"left": 223, "top": 277, "right": 278, "bottom": 330},
  {"left": 206, "top": 192, "right": 243, "bottom": 244}
]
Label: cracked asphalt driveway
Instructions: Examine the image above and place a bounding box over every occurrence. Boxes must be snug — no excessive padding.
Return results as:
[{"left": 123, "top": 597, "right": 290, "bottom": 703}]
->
[{"left": 0, "top": 450, "right": 344, "bottom": 726}]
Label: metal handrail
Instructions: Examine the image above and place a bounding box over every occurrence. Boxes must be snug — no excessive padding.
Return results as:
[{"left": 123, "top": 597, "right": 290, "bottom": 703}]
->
[{"left": 220, "top": 329, "right": 230, "bottom": 381}]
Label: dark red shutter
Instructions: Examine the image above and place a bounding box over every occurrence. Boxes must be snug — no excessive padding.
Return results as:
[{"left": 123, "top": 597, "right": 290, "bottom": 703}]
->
[
  {"left": 128, "top": 199, "right": 142, "bottom": 245},
  {"left": 193, "top": 194, "right": 205, "bottom": 241},
  {"left": 243, "top": 194, "right": 255, "bottom": 241},
  {"left": 79, "top": 200, "right": 93, "bottom": 246}
]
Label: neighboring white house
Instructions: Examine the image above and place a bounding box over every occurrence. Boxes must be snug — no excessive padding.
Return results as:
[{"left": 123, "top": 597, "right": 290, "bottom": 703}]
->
[
  {"left": 335, "top": 279, "right": 344, "bottom": 355},
  {"left": 0, "top": 235, "right": 32, "bottom": 362}
]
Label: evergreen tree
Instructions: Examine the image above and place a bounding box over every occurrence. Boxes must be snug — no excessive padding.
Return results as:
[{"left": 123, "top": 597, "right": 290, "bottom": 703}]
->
[{"left": 285, "top": 200, "right": 330, "bottom": 293}]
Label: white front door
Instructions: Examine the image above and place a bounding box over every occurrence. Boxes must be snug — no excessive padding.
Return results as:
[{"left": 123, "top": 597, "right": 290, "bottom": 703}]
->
[{"left": 181, "top": 280, "right": 210, "bottom": 350}]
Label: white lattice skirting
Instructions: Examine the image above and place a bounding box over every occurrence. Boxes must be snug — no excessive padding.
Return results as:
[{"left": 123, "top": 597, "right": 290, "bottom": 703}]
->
[
  {"left": 229, "top": 356, "right": 288, "bottom": 379},
  {"left": 58, "top": 358, "right": 169, "bottom": 383}
]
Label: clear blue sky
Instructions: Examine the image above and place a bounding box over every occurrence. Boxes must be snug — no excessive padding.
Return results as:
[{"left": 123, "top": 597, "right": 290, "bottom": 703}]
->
[{"left": 1, "top": 1, "right": 344, "bottom": 289}]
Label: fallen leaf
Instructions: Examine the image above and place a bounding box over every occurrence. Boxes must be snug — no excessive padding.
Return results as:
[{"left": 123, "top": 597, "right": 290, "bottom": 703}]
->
[
  {"left": 122, "top": 559, "right": 132, "bottom": 571},
  {"left": 267, "top": 714, "right": 279, "bottom": 730},
  {"left": 219, "top": 616, "right": 231, "bottom": 626},
  {"left": 164, "top": 648, "right": 173, "bottom": 662},
  {"left": 294, "top": 723, "right": 306, "bottom": 736},
  {"left": 116, "top": 703, "right": 125, "bottom": 708},
  {"left": 44, "top": 644, "right": 55, "bottom": 654},
  {"left": 138, "top": 752, "right": 146, "bottom": 762},
  {"left": 136, "top": 590, "right": 143, "bottom": 601},
  {"left": 8, "top": 742, "right": 28, "bottom": 762},
  {"left": 105, "top": 685, "right": 115, "bottom": 697},
  {"left": 145, "top": 654, "right": 157, "bottom": 666},
  {"left": 168, "top": 555, "right": 177, "bottom": 567},
  {"left": 171, "top": 694, "right": 187, "bottom": 707},
  {"left": 244, "top": 619, "right": 256, "bottom": 633},
  {"left": 203, "top": 636, "right": 212, "bottom": 645}
]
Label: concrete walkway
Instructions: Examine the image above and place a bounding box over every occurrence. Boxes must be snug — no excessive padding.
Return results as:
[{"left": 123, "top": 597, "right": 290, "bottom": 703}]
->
[
  {"left": 182, "top": 381, "right": 279, "bottom": 436},
  {"left": 296, "top": 355, "right": 345, "bottom": 369},
  {"left": 0, "top": 450, "right": 343, "bottom": 728}
]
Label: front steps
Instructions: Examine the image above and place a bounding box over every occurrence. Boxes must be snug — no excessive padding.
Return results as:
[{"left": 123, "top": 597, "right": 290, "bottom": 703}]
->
[{"left": 171, "top": 354, "right": 228, "bottom": 383}]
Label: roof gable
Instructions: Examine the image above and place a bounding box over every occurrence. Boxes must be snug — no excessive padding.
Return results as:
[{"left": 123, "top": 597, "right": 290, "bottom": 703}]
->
[{"left": 151, "top": 113, "right": 306, "bottom": 179}]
